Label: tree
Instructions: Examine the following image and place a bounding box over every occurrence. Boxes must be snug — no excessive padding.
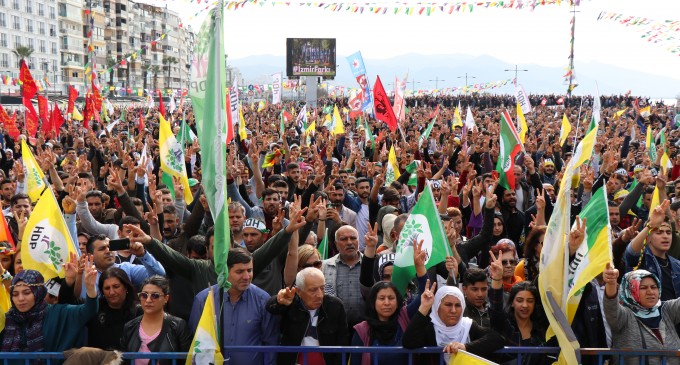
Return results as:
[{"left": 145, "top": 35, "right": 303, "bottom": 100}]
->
[
  {"left": 12, "top": 46, "right": 34, "bottom": 67},
  {"left": 105, "top": 57, "right": 117, "bottom": 97},
  {"left": 162, "top": 56, "right": 179, "bottom": 90},
  {"left": 142, "top": 63, "right": 151, "bottom": 95},
  {"left": 150, "top": 65, "right": 161, "bottom": 92}
]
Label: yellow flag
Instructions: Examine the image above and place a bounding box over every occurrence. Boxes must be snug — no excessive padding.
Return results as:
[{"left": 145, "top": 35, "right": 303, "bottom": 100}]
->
[
  {"left": 450, "top": 350, "right": 498, "bottom": 365},
  {"left": 159, "top": 115, "right": 193, "bottom": 204},
  {"left": 614, "top": 108, "right": 627, "bottom": 119},
  {"left": 452, "top": 105, "right": 463, "bottom": 128},
  {"left": 640, "top": 106, "right": 651, "bottom": 118},
  {"left": 21, "top": 140, "right": 46, "bottom": 202},
  {"left": 305, "top": 120, "right": 316, "bottom": 135},
  {"left": 661, "top": 152, "right": 672, "bottom": 176},
  {"left": 516, "top": 102, "right": 528, "bottom": 143},
  {"left": 332, "top": 105, "right": 345, "bottom": 135},
  {"left": 650, "top": 186, "right": 660, "bottom": 212},
  {"left": 238, "top": 105, "right": 247, "bottom": 140},
  {"left": 560, "top": 114, "right": 572, "bottom": 147},
  {"left": 186, "top": 287, "right": 224, "bottom": 365},
  {"left": 386, "top": 146, "right": 401, "bottom": 185},
  {"left": 21, "top": 189, "right": 77, "bottom": 279},
  {"left": 71, "top": 106, "right": 84, "bottom": 121},
  {"left": 257, "top": 100, "right": 265, "bottom": 113},
  {"left": 0, "top": 286, "right": 10, "bottom": 314}
]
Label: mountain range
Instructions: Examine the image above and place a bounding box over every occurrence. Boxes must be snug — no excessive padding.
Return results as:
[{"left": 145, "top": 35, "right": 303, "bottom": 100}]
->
[{"left": 229, "top": 53, "right": 680, "bottom": 99}]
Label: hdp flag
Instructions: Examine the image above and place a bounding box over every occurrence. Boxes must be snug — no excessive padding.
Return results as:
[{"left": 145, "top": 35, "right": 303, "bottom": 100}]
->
[
  {"left": 159, "top": 114, "right": 193, "bottom": 204},
  {"left": 185, "top": 287, "right": 224, "bottom": 365},
  {"left": 452, "top": 102, "right": 463, "bottom": 128},
  {"left": 21, "top": 188, "right": 78, "bottom": 279},
  {"left": 560, "top": 114, "right": 572, "bottom": 147},
  {"left": 495, "top": 110, "right": 522, "bottom": 190},
  {"left": 190, "top": 4, "right": 231, "bottom": 289},
  {"left": 331, "top": 105, "right": 344, "bottom": 135},
  {"left": 516, "top": 103, "right": 527, "bottom": 143},
  {"left": 419, "top": 118, "right": 435, "bottom": 148},
  {"left": 385, "top": 145, "right": 401, "bottom": 185},
  {"left": 450, "top": 350, "right": 498, "bottom": 365},
  {"left": 21, "top": 140, "right": 46, "bottom": 202},
  {"left": 392, "top": 185, "right": 452, "bottom": 294},
  {"left": 373, "top": 76, "right": 398, "bottom": 133},
  {"left": 646, "top": 127, "right": 657, "bottom": 162},
  {"left": 71, "top": 106, "right": 84, "bottom": 121}
]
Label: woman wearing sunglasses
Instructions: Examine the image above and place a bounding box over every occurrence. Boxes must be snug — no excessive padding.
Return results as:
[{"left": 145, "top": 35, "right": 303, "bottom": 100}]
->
[{"left": 122, "top": 276, "right": 191, "bottom": 365}]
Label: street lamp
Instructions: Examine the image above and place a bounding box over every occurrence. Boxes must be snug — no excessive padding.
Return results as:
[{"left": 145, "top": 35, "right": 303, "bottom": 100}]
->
[
  {"left": 429, "top": 77, "right": 445, "bottom": 91},
  {"left": 457, "top": 73, "right": 476, "bottom": 94}
]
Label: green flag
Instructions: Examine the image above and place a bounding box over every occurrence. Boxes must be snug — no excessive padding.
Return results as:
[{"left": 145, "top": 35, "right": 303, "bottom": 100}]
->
[
  {"left": 405, "top": 160, "right": 420, "bottom": 186},
  {"left": 363, "top": 118, "right": 374, "bottom": 146},
  {"left": 189, "top": 4, "right": 230, "bottom": 289},
  {"left": 318, "top": 228, "right": 329, "bottom": 260},
  {"left": 177, "top": 119, "right": 197, "bottom": 147},
  {"left": 419, "top": 118, "right": 435, "bottom": 148},
  {"left": 392, "top": 185, "right": 452, "bottom": 294},
  {"left": 280, "top": 112, "right": 285, "bottom": 138}
]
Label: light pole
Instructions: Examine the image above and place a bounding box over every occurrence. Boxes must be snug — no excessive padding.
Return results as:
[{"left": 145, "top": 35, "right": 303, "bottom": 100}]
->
[
  {"left": 457, "top": 73, "right": 476, "bottom": 94},
  {"left": 504, "top": 65, "right": 528, "bottom": 85},
  {"left": 410, "top": 80, "right": 421, "bottom": 94},
  {"left": 429, "top": 77, "right": 445, "bottom": 91}
]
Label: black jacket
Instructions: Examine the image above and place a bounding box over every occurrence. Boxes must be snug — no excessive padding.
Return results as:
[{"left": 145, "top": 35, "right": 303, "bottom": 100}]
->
[
  {"left": 266, "top": 294, "right": 349, "bottom": 365},
  {"left": 403, "top": 311, "right": 503, "bottom": 365},
  {"left": 121, "top": 313, "right": 192, "bottom": 365}
]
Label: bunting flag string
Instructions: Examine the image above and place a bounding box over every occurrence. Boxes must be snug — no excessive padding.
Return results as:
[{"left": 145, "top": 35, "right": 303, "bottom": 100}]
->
[
  {"left": 160, "top": 0, "right": 578, "bottom": 19},
  {"left": 596, "top": 12, "right": 680, "bottom": 55},
  {"left": 97, "top": 32, "right": 171, "bottom": 77}
]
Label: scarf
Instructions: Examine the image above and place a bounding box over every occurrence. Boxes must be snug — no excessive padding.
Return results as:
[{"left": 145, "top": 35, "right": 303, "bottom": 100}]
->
[
  {"left": 2, "top": 270, "right": 48, "bottom": 352},
  {"left": 620, "top": 270, "right": 662, "bottom": 329},
  {"left": 430, "top": 286, "right": 473, "bottom": 363}
]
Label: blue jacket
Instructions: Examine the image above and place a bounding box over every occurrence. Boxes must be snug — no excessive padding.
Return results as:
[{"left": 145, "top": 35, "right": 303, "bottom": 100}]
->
[
  {"left": 625, "top": 245, "right": 680, "bottom": 298},
  {"left": 188, "top": 284, "right": 280, "bottom": 365}
]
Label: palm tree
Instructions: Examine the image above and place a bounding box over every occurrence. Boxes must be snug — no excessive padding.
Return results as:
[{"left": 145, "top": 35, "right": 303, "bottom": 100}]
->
[
  {"left": 162, "top": 56, "right": 178, "bottom": 90},
  {"left": 12, "top": 46, "right": 34, "bottom": 67},
  {"left": 142, "top": 63, "right": 151, "bottom": 95},
  {"left": 150, "top": 65, "right": 161, "bottom": 92},
  {"left": 105, "top": 56, "right": 117, "bottom": 97}
]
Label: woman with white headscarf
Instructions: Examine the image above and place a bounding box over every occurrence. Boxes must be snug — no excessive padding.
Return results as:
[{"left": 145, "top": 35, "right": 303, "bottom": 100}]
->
[{"left": 403, "top": 282, "right": 502, "bottom": 365}]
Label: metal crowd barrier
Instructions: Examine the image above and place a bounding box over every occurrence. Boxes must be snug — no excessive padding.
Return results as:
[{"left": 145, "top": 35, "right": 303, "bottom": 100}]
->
[{"left": 1, "top": 346, "right": 679, "bottom": 364}]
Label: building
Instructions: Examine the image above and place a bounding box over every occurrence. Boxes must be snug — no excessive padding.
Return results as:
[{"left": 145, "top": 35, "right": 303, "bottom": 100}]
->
[
  {"left": 1, "top": 0, "right": 195, "bottom": 98},
  {"left": 0, "top": 0, "right": 60, "bottom": 95}
]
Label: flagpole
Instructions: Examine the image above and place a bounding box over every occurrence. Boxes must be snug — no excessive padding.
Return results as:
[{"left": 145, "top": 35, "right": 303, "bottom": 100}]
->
[{"left": 573, "top": 97, "right": 584, "bottom": 148}]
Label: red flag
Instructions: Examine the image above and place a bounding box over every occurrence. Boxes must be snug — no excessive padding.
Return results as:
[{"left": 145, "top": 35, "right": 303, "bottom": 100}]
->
[
  {"left": 157, "top": 89, "right": 166, "bottom": 117},
  {"left": 225, "top": 92, "right": 234, "bottom": 144},
  {"left": 83, "top": 94, "right": 95, "bottom": 129},
  {"left": 51, "top": 102, "right": 65, "bottom": 136},
  {"left": 0, "top": 214, "right": 15, "bottom": 249},
  {"left": 282, "top": 110, "right": 293, "bottom": 124},
  {"left": 428, "top": 104, "right": 440, "bottom": 120},
  {"left": 139, "top": 111, "right": 145, "bottom": 132},
  {"left": 0, "top": 104, "right": 19, "bottom": 140},
  {"left": 37, "top": 95, "right": 50, "bottom": 132},
  {"left": 68, "top": 85, "right": 78, "bottom": 114},
  {"left": 372, "top": 76, "right": 398, "bottom": 133},
  {"left": 556, "top": 97, "right": 564, "bottom": 105},
  {"left": 91, "top": 79, "right": 102, "bottom": 112},
  {"left": 541, "top": 98, "right": 547, "bottom": 106},
  {"left": 20, "top": 60, "right": 39, "bottom": 137}
]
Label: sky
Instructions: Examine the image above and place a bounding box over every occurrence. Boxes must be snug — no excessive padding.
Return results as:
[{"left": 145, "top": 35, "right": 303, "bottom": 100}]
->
[{"left": 143, "top": 0, "right": 679, "bottom": 90}]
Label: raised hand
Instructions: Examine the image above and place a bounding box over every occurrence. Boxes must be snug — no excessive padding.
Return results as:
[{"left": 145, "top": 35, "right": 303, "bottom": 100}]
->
[
  {"left": 484, "top": 180, "right": 498, "bottom": 209},
  {"left": 569, "top": 217, "right": 586, "bottom": 254},
  {"left": 418, "top": 279, "right": 437, "bottom": 315},
  {"left": 535, "top": 187, "right": 546, "bottom": 211},
  {"left": 621, "top": 218, "right": 642, "bottom": 243},
  {"left": 276, "top": 286, "right": 297, "bottom": 306},
  {"left": 285, "top": 203, "right": 308, "bottom": 233},
  {"left": 62, "top": 195, "right": 77, "bottom": 214},
  {"left": 488, "top": 250, "right": 503, "bottom": 281},
  {"left": 413, "top": 239, "right": 427, "bottom": 269},
  {"left": 83, "top": 255, "right": 98, "bottom": 297},
  {"left": 62, "top": 251, "right": 79, "bottom": 286},
  {"left": 125, "top": 224, "right": 152, "bottom": 245},
  {"left": 649, "top": 200, "right": 670, "bottom": 228},
  {"left": 364, "top": 222, "right": 379, "bottom": 250}
]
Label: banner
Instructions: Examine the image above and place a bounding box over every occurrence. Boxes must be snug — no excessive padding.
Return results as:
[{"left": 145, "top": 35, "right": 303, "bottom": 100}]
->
[
  {"left": 373, "top": 76, "right": 398, "bottom": 132},
  {"left": 272, "top": 72, "right": 282, "bottom": 105},
  {"left": 393, "top": 72, "right": 408, "bottom": 122}
]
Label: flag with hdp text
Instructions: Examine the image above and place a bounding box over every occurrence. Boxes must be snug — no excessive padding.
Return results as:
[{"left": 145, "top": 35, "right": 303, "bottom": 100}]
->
[
  {"left": 21, "top": 188, "right": 78, "bottom": 280},
  {"left": 495, "top": 110, "right": 522, "bottom": 190},
  {"left": 159, "top": 114, "right": 193, "bottom": 204},
  {"left": 392, "top": 185, "right": 452, "bottom": 294},
  {"left": 516, "top": 103, "right": 527, "bottom": 143},
  {"left": 21, "top": 140, "right": 47, "bottom": 202},
  {"left": 385, "top": 146, "right": 400, "bottom": 185},
  {"left": 186, "top": 287, "right": 224, "bottom": 365},
  {"left": 189, "top": 4, "right": 231, "bottom": 289}
]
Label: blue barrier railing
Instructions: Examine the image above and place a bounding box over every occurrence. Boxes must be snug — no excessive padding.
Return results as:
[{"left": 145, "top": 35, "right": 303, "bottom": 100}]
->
[{"left": 2, "top": 347, "right": 680, "bottom": 365}]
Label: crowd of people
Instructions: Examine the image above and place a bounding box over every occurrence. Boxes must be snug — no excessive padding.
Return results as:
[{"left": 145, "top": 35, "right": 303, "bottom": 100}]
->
[{"left": 0, "top": 93, "right": 678, "bottom": 365}]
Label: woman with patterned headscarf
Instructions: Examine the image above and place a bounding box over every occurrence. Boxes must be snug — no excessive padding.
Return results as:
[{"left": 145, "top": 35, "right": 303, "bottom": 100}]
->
[
  {"left": 0, "top": 263, "right": 99, "bottom": 355},
  {"left": 603, "top": 263, "right": 680, "bottom": 365}
]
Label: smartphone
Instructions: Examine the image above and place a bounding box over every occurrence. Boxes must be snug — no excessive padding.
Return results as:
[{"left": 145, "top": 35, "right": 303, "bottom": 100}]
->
[{"left": 109, "top": 238, "right": 130, "bottom": 251}]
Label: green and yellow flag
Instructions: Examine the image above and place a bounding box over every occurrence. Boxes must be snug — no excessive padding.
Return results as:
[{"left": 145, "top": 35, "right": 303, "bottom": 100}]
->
[
  {"left": 21, "top": 140, "right": 46, "bottom": 202},
  {"left": 159, "top": 114, "right": 193, "bottom": 204},
  {"left": 385, "top": 145, "right": 401, "bottom": 185},
  {"left": 21, "top": 189, "right": 78, "bottom": 279},
  {"left": 185, "top": 287, "right": 224, "bottom": 365}
]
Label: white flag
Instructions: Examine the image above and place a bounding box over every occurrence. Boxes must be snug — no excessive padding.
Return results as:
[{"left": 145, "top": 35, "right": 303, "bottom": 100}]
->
[
  {"left": 272, "top": 72, "right": 282, "bottom": 105},
  {"left": 169, "top": 96, "right": 176, "bottom": 113},
  {"left": 515, "top": 84, "right": 532, "bottom": 114},
  {"left": 465, "top": 106, "right": 476, "bottom": 130},
  {"left": 229, "top": 79, "right": 239, "bottom": 131}
]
